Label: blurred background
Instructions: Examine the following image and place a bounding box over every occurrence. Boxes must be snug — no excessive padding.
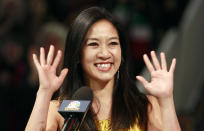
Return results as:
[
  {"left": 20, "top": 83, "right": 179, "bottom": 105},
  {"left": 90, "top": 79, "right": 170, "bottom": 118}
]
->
[{"left": 0, "top": 0, "right": 203, "bottom": 130}]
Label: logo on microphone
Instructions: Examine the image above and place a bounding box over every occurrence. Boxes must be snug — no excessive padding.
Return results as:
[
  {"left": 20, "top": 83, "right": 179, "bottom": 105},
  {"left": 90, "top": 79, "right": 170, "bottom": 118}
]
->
[{"left": 65, "top": 101, "right": 80, "bottom": 111}]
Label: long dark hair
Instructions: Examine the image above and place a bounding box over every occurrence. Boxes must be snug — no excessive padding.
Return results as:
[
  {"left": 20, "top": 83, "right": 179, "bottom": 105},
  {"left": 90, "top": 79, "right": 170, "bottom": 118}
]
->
[{"left": 59, "top": 6, "right": 149, "bottom": 130}]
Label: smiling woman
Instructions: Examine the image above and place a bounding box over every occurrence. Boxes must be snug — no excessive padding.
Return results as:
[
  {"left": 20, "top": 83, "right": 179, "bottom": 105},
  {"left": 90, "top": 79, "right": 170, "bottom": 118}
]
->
[
  {"left": 25, "top": 6, "right": 181, "bottom": 131},
  {"left": 82, "top": 19, "right": 121, "bottom": 83}
]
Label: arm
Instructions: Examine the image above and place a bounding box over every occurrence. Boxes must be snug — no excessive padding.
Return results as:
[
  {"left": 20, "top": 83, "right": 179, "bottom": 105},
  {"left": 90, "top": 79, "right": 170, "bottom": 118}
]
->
[
  {"left": 46, "top": 100, "right": 65, "bottom": 131},
  {"left": 25, "top": 45, "right": 68, "bottom": 131},
  {"left": 158, "top": 96, "right": 180, "bottom": 131},
  {"left": 136, "top": 51, "right": 181, "bottom": 131}
]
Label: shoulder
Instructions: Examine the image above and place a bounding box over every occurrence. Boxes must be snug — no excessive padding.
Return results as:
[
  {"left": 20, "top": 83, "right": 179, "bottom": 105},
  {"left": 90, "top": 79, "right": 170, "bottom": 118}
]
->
[
  {"left": 46, "top": 100, "right": 65, "bottom": 131},
  {"left": 147, "top": 95, "right": 162, "bottom": 131}
]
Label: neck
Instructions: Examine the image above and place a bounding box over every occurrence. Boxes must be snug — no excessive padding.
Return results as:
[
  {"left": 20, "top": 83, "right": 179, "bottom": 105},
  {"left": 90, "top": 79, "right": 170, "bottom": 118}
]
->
[
  {"left": 88, "top": 78, "right": 115, "bottom": 120},
  {"left": 90, "top": 79, "right": 114, "bottom": 102}
]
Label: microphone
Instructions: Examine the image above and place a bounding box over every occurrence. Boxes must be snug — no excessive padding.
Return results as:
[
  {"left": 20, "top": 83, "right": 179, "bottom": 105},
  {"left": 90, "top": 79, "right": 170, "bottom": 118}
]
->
[{"left": 58, "top": 87, "right": 93, "bottom": 131}]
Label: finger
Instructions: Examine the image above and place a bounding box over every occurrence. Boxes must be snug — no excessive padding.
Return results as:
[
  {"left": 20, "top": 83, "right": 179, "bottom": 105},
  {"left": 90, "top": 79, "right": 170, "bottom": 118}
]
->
[
  {"left": 33, "top": 54, "right": 41, "bottom": 70},
  {"left": 143, "top": 54, "right": 155, "bottom": 73},
  {"left": 160, "top": 52, "right": 167, "bottom": 70},
  {"left": 169, "top": 58, "right": 176, "bottom": 73},
  {"left": 40, "top": 47, "right": 46, "bottom": 65},
  {"left": 136, "top": 76, "right": 149, "bottom": 88},
  {"left": 150, "top": 51, "right": 161, "bottom": 70},
  {"left": 136, "top": 76, "right": 153, "bottom": 94},
  {"left": 47, "top": 45, "right": 55, "bottom": 65},
  {"left": 52, "top": 50, "right": 62, "bottom": 69},
  {"left": 58, "top": 68, "right": 68, "bottom": 84}
]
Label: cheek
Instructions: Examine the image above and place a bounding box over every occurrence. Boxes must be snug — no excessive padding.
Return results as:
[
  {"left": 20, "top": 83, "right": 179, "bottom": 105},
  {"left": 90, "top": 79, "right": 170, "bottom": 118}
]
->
[
  {"left": 82, "top": 49, "right": 95, "bottom": 68},
  {"left": 113, "top": 47, "right": 122, "bottom": 64}
]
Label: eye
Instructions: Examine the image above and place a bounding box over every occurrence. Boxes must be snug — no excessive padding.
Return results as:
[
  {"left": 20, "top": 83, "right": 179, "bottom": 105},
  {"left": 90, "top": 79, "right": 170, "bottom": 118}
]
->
[
  {"left": 88, "top": 42, "right": 98, "bottom": 46},
  {"left": 109, "top": 42, "right": 119, "bottom": 45}
]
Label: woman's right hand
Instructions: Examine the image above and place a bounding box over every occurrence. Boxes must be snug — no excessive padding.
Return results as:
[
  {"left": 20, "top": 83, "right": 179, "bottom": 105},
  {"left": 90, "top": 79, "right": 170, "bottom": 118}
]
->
[{"left": 33, "top": 45, "right": 68, "bottom": 95}]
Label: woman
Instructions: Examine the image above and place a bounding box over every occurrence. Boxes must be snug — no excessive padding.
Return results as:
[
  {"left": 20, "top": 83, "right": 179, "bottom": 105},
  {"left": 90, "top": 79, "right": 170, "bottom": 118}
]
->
[{"left": 25, "top": 7, "right": 181, "bottom": 131}]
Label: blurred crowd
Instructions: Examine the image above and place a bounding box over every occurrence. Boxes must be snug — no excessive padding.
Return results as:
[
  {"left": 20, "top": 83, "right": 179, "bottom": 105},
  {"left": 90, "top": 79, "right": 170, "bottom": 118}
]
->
[{"left": 1, "top": 0, "right": 203, "bottom": 131}]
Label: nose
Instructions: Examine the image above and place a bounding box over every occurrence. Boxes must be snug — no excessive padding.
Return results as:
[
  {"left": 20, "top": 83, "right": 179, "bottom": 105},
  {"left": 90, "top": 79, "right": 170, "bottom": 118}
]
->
[{"left": 97, "top": 45, "right": 111, "bottom": 59}]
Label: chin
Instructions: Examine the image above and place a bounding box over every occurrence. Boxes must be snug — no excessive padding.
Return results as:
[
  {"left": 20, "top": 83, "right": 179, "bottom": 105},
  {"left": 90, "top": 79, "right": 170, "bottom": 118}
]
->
[{"left": 95, "top": 75, "right": 115, "bottom": 82}]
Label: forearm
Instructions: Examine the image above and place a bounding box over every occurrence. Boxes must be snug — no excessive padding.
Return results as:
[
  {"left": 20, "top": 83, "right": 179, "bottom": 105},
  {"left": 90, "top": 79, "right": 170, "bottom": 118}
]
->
[
  {"left": 25, "top": 88, "right": 53, "bottom": 131},
  {"left": 158, "top": 96, "right": 181, "bottom": 131}
]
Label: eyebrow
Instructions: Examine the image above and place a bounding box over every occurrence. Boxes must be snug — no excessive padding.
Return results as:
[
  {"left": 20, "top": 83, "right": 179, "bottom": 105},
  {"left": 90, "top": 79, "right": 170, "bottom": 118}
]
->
[
  {"left": 86, "top": 38, "right": 98, "bottom": 41},
  {"left": 86, "top": 37, "right": 119, "bottom": 41},
  {"left": 109, "top": 37, "right": 119, "bottom": 40}
]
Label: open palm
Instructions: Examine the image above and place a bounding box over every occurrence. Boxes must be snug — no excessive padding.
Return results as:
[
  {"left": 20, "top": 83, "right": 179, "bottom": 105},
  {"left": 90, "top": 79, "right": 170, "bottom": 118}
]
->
[
  {"left": 136, "top": 51, "right": 176, "bottom": 99},
  {"left": 33, "top": 45, "right": 68, "bottom": 94}
]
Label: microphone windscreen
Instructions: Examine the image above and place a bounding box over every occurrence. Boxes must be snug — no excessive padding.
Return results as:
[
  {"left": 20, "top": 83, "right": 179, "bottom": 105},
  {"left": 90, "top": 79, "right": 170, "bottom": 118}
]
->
[{"left": 71, "top": 86, "right": 93, "bottom": 100}]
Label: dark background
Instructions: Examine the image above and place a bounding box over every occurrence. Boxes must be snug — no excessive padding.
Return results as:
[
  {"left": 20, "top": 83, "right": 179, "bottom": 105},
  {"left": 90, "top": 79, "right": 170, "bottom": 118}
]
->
[{"left": 1, "top": 0, "right": 203, "bottom": 131}]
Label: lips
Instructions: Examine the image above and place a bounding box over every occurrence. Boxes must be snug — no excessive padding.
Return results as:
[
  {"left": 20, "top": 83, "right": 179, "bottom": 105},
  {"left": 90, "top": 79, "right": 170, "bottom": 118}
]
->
[{"left": 95, "top": 62, "right": 112, "bottom": 72}]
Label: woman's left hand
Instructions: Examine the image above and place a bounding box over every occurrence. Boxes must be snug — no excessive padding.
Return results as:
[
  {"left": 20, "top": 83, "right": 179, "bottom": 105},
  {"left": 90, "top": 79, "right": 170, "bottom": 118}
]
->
[{"left": 136, "top": 51, "right": 176, "bottom": 99}]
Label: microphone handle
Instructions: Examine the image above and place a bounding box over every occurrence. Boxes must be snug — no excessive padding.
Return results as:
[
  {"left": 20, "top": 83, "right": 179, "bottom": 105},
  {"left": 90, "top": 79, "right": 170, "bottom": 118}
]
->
[{"left": 61, "top": 114, "right": 75, "bottom": 131}]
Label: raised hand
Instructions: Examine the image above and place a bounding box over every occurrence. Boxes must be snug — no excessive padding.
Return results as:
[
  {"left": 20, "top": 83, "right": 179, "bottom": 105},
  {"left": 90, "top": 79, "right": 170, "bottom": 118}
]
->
[
  {"left": 33, "top": 45, "right": 68, "bottom": 95},
  {"left": 136, "top": 51, "right": 176, "bottom": 99}
]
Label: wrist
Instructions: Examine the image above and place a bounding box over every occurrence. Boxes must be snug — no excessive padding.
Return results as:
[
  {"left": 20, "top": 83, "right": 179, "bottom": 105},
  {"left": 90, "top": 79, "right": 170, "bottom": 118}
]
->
[
  {"left": 157, "top": 95, "right": 174, "bottom": 108},
  {"left": 37, "top": 87, "right": 53, "bottom": 99}
]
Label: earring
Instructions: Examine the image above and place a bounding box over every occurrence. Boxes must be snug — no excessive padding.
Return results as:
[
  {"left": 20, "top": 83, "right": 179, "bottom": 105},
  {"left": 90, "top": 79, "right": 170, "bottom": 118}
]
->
[{"left": 117, "top": 70, "right": 119, "bottom": 80}]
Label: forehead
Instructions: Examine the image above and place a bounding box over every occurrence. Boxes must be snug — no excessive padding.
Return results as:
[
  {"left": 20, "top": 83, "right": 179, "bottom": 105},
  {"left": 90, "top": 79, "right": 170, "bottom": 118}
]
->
[{"left": 85, "top": 19, "right": 119, "bottom": 38}]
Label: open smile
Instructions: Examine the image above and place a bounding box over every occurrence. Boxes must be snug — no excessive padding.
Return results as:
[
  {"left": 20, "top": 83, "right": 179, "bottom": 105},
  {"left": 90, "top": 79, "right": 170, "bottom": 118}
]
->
[{"left": 94, "top": 62, "right": 113, "bottom": 72}]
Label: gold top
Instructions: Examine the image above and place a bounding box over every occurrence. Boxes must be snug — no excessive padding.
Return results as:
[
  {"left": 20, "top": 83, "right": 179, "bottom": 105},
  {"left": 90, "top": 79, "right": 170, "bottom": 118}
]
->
[{"left": 95, "top": 119, "right": 141, "bottom": 131}]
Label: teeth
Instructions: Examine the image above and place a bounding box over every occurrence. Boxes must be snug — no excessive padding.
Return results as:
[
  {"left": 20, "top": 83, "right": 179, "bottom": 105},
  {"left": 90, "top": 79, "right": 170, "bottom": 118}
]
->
[{"left": 96, "top": 64, "right": 111, "bottom": 68}]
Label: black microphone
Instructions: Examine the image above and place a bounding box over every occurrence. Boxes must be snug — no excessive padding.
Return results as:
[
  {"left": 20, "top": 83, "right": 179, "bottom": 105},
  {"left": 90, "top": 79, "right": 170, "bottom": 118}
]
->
[{"left": 58, "top": 87, "right": 93, "bottom": 131}]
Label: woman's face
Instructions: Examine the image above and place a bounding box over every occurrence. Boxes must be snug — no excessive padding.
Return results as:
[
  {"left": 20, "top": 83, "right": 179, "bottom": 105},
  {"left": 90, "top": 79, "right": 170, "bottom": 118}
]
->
[{"left": 82, "top": 19, "right": 121, "bottom": 83}]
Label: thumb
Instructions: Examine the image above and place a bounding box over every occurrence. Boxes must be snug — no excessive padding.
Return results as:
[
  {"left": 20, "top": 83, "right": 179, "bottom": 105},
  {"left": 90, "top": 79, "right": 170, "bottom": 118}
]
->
[
  {"left": 136, "top": 76, "right": 148, "bottom": 86},
  {"left": 136, "top": 76, "right": 151, "bottom": 92},
  {"left": 58, "top": 68, "right": 69, "bottom": 84}
]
